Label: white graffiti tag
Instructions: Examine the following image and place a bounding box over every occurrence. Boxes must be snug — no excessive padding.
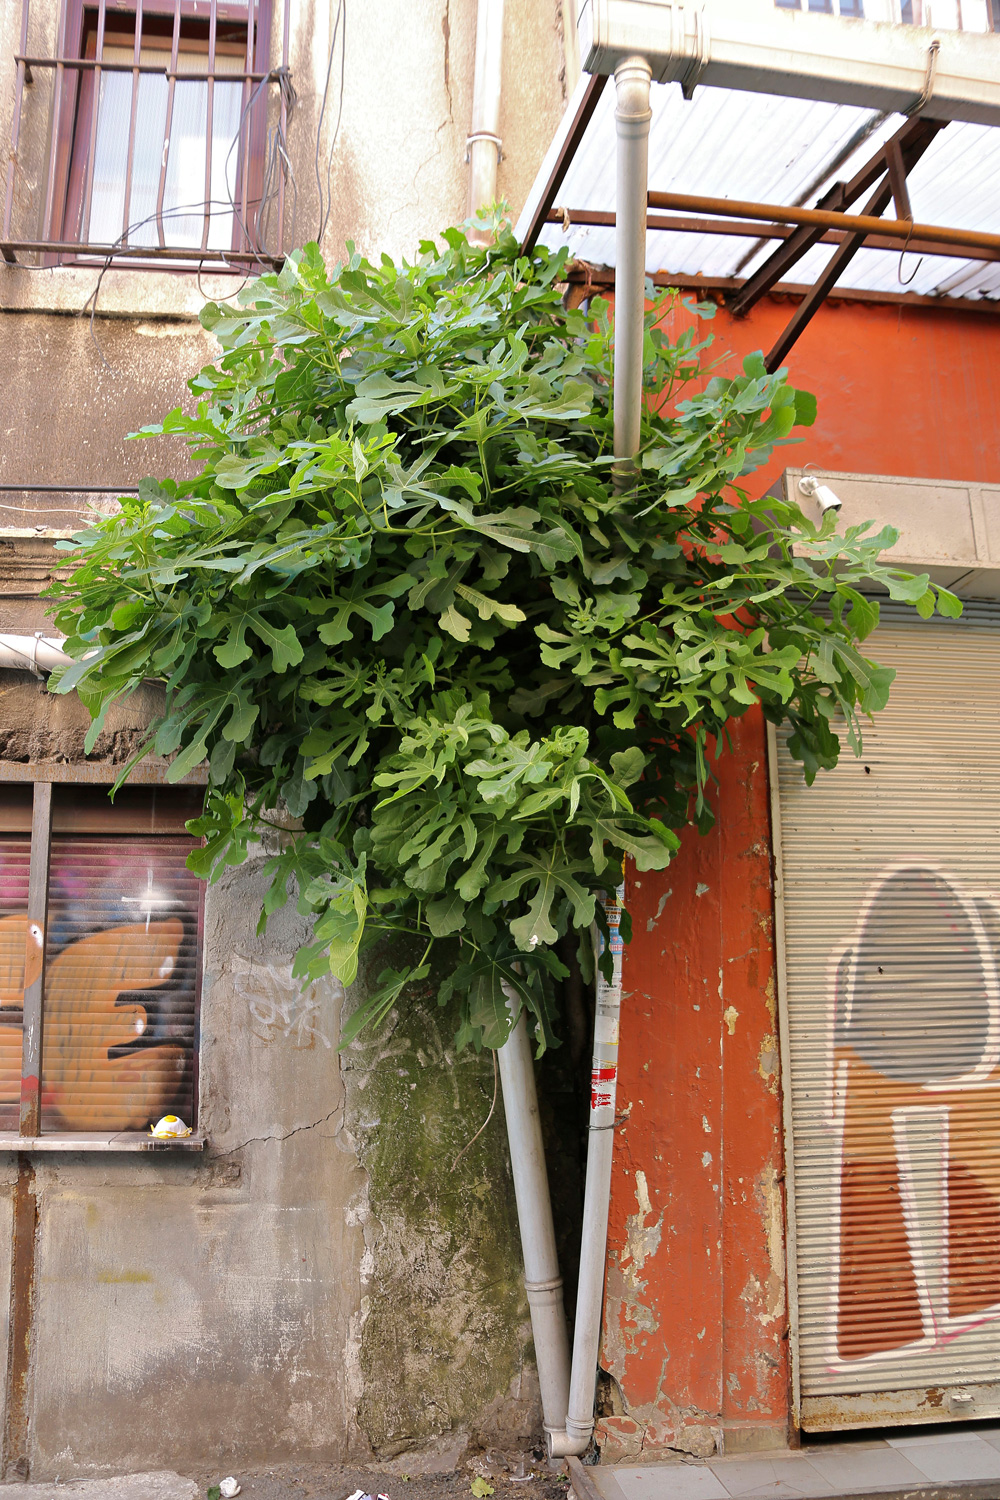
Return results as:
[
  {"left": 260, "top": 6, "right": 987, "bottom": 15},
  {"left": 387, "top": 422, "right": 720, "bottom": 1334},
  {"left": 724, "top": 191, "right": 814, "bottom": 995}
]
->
[{"left": 231, "top": 956, "right": 334, "bottom": 1050}]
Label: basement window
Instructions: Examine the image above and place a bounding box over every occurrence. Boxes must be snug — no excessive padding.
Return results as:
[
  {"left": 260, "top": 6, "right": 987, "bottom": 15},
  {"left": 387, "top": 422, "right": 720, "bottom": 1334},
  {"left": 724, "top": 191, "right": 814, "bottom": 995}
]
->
[{"left": 0, "top": 780, "right": 206, "bottom": 1149}]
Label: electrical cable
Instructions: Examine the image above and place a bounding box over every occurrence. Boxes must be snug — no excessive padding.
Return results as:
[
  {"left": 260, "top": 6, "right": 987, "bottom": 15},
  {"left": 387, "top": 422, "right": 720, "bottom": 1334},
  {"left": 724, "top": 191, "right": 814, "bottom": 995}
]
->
[{"left": 314, "top": 0, "right": 346, "bottom": 247}]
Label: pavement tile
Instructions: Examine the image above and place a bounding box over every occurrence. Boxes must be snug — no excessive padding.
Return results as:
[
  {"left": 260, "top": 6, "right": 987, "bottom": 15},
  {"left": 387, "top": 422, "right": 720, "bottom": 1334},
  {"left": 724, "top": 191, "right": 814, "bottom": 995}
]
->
[
  {"left": 591, "top": 1465, "right": 730, "bottom": 1500},
  {"left": 589, "top": 1470, "right": 630, "bottom": 1500},
  {"left": 0, "top": 1475, "right": 197, "bottom": 1500},
  {"left": 707, "top": 1455, "right": 838, "bottom": 1498},
  {"left": 797, "top": 1447, "right": 926, "bottom": 1491},
  {"left": 895, "top": 1436, "right": 1000, "bottom": 1483},
  {"left": 887, "top": 1428, "right": 983, "bottom": 1447}
]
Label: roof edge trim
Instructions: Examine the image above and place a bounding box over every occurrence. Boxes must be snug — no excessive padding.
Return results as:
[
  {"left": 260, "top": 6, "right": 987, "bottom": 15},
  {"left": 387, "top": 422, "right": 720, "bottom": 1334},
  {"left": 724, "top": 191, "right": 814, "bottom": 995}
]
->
[{"left": 577, "top": 0, "right": 1000, "bottom": 126}]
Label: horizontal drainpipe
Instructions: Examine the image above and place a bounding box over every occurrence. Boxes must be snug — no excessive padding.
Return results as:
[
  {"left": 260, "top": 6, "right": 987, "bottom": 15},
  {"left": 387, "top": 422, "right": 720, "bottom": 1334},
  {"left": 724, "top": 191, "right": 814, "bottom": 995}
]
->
[{"left": 0, "top": 635, "right": 70, "bottom": 674}]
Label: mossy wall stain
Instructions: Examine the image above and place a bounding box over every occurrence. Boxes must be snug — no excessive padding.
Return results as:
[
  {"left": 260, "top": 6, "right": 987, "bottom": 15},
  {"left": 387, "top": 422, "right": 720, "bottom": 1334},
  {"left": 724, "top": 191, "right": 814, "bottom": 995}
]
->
[{"left": 342, "top": 956, "right": 540, "bottom": 1458}]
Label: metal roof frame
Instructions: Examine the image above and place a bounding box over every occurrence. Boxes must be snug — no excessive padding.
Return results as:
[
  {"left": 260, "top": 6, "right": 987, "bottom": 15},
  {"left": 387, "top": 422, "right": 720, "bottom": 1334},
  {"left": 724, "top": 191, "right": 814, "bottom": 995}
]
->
[{"left": 518, "top": 2, "right": 1000, "bottom": 373}]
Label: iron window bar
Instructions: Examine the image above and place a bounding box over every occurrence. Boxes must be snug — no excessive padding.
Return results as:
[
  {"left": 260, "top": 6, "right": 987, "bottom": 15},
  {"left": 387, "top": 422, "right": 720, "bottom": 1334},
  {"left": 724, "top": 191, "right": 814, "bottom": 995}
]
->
[{"left": 2, "top": 0, "right": 292, "bottom": 269}]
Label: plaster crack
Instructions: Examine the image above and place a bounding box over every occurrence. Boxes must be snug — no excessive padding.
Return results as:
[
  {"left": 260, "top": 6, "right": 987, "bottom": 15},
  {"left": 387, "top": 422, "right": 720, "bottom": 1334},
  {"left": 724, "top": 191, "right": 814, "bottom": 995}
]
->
[
  {"left": 442, "top": 0, "right": 453, "bottom": 122},
  {"left": 216, "top": 1107, "right": 340, "bottom": 1156}
]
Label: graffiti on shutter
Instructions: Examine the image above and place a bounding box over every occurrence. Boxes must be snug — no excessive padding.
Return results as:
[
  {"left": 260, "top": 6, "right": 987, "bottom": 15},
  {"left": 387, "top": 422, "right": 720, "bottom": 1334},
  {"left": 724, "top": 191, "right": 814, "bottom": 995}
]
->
[
  {"left": 0, "top": 835, "right": 201, "bottom": 1131},
  {"left": 830, "top": 866, "right": 1000, "bottom": 1368}
]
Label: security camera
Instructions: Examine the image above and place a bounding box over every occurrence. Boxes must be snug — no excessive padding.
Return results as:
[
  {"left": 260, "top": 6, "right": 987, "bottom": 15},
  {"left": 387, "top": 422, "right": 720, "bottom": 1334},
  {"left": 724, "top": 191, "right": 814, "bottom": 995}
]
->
[{"left": 798, "top": 473, "right": 842, "bottom": 515}]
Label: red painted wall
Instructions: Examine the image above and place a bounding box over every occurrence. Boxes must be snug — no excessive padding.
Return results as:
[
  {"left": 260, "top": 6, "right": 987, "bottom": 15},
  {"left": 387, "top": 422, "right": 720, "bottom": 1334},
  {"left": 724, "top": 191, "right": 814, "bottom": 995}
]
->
[{"left": 598, "top": 294, "right": 1000, "bottom": 1462}]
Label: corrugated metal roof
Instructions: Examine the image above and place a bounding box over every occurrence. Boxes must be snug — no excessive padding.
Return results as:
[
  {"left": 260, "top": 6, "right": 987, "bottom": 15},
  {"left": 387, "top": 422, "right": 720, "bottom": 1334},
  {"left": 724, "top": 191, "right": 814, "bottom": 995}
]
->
[{"left": 532, "top": 80, "right": 1000, "bottom": 301}]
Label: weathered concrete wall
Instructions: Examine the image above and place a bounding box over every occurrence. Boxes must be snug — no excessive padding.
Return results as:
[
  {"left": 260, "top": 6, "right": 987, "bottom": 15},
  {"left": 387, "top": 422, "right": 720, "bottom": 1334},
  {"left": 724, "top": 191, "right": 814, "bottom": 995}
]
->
[
  {"left": 0, "top": 317, "right": 213, "bottom": 494},
  {"left": 343, "top": 962, "right": 538, "bottom": 1465},
  {"left": 0, "top": 662, "right": 542, "bottom": 1477},
  {"left": 28, "top": 867, "right": 366, "bottom": 1477},
  {"left": 0, "top": 0, "right": 570, "bottom": 321}
]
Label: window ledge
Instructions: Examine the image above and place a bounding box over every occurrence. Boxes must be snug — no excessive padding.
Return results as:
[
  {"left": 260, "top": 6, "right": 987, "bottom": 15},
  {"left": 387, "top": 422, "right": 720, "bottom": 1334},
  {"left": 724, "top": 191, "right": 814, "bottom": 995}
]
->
[{"left": 0, "top": 1132, "right": 207, "bottom": 1152}]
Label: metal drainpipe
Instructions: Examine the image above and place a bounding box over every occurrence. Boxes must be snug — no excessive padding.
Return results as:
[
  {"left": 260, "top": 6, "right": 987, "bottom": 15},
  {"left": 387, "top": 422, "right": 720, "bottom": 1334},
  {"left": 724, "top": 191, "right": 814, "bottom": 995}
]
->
[
  {"left": 473, "top": 0, "right": 572, "bottom": 1445},
  {"left": 611, "top": 55, "right": 652, "bottom": 482},
  {"left": 467, "top": 0, "right": 505, "bottom": 238},
  {"left": 493, "top": 52, "right": 652, "bottom": 1464},
  {"left": 548, "top": 889, "right": 626, "bottom": 1458},
  {"left": 497, "top": 1000, "right": 572, "bottom": 1448},
  {"left": 0, "top": 635, "right": 70, "bottom": 674},
  {"left": 548, "top": 57, "right": 653, "bottom": 1459}
]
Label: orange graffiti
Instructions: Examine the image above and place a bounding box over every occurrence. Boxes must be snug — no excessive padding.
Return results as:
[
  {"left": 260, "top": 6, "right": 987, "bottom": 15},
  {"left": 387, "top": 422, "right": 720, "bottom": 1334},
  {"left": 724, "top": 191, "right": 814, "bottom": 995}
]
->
[{"left": 0, "top": 913, "right": 187, "bottom": 1132}]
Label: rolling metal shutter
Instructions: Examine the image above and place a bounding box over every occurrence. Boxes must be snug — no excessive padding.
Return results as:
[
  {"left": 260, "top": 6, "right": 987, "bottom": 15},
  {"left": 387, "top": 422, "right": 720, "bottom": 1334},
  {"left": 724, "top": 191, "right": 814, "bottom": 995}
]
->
[
  {"left": 772, "top": 612, "right": 1000, "bottom": 1431},
  {"left": 0, "top": 787, "right": 203, "bottom": 1135}
]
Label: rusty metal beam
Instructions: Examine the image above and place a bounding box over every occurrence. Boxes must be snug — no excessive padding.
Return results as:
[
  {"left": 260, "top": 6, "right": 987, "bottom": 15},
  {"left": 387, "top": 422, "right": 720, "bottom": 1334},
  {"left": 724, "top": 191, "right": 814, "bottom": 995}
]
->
[
  {"left": 2, "top": 1157, "right": 37, "bottom": 1480},
  {"left": 561, "top": 261, "right": 1000, "bottom": 317},
  {"left": 519, "top": 73, "right": 607, "bottom": 255},
  {"left": 727, "top": 116, "right": 947, "bottom": 317},
  {"left": 16, "top": 55, "right": 276, "bottom": 80},
  {"left": 884, "top": 136, "right": 913, "bottom": 224},
  {"left": 19, "top": 782, "right": 51, "bottom": 1139},
  {"left": 646, "top": 188, "right": 1000, "bottom": 256},
  {"left": 762, "top": 118, "right": 945, "bottom": 368},
  {"left": 545, "top": 208, "right": 1000, "bottom": 265},
  {"left": 765, "top": 190, "right": 889, "bottom": 371}
]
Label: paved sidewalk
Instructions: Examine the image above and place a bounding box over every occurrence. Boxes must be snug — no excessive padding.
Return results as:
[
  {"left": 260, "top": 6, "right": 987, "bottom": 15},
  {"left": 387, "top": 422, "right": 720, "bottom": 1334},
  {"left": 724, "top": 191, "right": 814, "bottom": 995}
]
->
[{"left": 582, "top": 1425, "right": 1000, "bottom": 1499}]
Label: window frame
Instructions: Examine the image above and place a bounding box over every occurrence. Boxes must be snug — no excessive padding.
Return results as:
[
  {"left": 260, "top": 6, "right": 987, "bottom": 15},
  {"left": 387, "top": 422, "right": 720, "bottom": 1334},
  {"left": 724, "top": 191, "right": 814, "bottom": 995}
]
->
[
  {"left": 0, "top": 763, "right": 208, "bottom": 1152},
  {"left": 37, "top": 0, "right": 277, "bottom": 268}
]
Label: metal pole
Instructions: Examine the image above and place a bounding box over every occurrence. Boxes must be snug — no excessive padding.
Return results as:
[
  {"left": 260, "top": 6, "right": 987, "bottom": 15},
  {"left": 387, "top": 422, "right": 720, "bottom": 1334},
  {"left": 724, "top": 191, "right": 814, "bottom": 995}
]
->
[{"left": 19, "top": 781, "right": 52, "bottom": 1137}]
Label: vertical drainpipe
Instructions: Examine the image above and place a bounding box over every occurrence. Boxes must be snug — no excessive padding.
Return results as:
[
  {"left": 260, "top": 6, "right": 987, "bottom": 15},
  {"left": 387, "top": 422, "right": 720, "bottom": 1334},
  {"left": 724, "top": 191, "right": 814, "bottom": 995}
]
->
[
  {"left": 549, "top": 56, "right": 652, "bottom": 1460},
  {"left": 471, "top": 0, "right": 573, "bottom": 1450},
  {"left": 611, "top": 56, "right": 653, "bottom": 481},
  {"left": 496, "top": 1010, "right": 573, "bottom": 1448},
  {"left": 467, "top": 0, "right": 506, "bottom": 238},
  {"left": 492, "top": 43, "right": 653, "bottom": 1465}
]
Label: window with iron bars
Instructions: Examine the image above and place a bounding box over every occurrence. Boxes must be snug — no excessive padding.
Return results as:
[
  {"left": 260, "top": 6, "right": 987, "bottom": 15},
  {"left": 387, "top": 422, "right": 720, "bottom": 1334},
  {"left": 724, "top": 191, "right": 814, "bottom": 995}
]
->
[
  {"left": 774, "top": 1, "right": 865, "bottom": 14},
  {"left": 2, "top": 0, "right": 292, "bottom": 269}
]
